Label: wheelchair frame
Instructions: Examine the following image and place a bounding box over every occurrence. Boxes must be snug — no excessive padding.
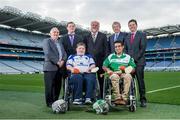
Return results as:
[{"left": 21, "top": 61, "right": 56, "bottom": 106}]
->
[
  {"left": 103, "top": 74, "right": 137, "bottom": 112},
  {"left": 62, "top": 73, "right": 101, "bottom": 110}
]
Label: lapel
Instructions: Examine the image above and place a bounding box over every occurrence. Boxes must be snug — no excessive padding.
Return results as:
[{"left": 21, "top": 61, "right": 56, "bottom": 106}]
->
[
  {"left": 117, "top": 32, "right": 123, "bottom": 40},
  {"left": 133, "top": 31, "right": 139, "bottom": 45},
  {"left": 127, "top": 33, "right": 131, "bottom": 45},
  {"left": 127, "top": 31, "right": 140, "bottom": 49},
  {"left": 66, "top": 35, "right": 72, "bottom": 47},
  {"left": 94, "top": 32, "right": 100, "bottom": 45},
  {"left": 89, "top": 32, "right": 99, "bottom": 45},
  {"left": 73, "top": 34, "right": 77, "bottom": 47},
  {"left": 112, "top": 34, "right": 115, "bottom": 41},
  {"left": 110, "top": 34, "right": 115, "bottom": 49},
  {"left": 49, "top": 39, "right": 58, "bottom": 54}
]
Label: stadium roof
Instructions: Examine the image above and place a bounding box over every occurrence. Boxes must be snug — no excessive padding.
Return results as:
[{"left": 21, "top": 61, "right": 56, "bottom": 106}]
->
[
  {"left": 143, "top": 25, "right": 180, "bottom": 36},
  {"left": 0, "top": 6, "right": 180, "bottom": 36},
  {"left": 0, "top": 6, "right": 88, "bottom": 35}
]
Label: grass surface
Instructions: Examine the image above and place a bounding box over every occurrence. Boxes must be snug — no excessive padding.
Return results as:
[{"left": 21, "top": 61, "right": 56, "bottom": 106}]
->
[{"left": 0, "top": 72, "right": 180, "bottom": 119}]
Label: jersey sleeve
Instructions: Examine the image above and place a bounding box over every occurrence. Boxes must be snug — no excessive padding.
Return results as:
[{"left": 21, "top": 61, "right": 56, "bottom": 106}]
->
[
  {"left": 66, "top": 55, "right": 74, "bottom": 67},
  {"left": 89, "top": 57, "right": 95, "bottom": 66},
  {"left": 128, "top": 57, "right": 136, "bottom": 68},
  {"left": 103, "top": 56, "right": 110, "bottom": 68}
]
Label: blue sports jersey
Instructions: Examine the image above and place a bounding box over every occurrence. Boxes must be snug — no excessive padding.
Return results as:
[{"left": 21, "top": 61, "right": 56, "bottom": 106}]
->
[{"left": 66, "top": 54, "right": 95, "bottom": 73}]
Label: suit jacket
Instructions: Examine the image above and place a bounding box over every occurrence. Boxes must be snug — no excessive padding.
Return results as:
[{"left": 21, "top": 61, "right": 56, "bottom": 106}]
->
[
  {"left": 124, "top": 31, "right": 147, "bottom": 66},
  {"left": 61, "top": 34, "right": 83, "bottom": 57},
  {"left": 108, "top": 32, "right": 127, "bottom": 53},
  {"left": 43, "top": 38, "right": 67, "bottom": 71},
  {"left": 83, "top": 32, "right": 109, "bottom": 71}
]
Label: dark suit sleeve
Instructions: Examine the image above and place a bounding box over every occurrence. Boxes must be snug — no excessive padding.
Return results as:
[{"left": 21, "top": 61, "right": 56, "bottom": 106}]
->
[
  {"left": 123, "top": 32, "right": 128, "bottom": 43},
  {"left": 108, "top": 36, "right": 111, "bottom": 53},
  {"left": 123, "top": 37, "right": 128, "bottom": 54},
  {"left": 83, "top": 35, "right": 88, "bottom": 54},
  {"left": 43, "top": 39, "right": 59, "bottom": 65},
  {"left": 104, "top": 34, "right": 109, "bottom": 57},
  {"left": 136, "top": 33, "right": 147, "bottom": 60},
  {"left": 78, "top": 35, "right": 83, "bottom": 42}
]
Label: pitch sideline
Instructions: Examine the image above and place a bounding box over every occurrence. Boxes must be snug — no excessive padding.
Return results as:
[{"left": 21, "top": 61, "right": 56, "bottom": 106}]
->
[{"left": 147, "top": 85, "right": 180, "bottom": 94}]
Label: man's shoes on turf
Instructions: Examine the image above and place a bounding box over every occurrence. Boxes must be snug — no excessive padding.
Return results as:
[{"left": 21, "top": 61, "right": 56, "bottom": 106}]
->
[
  {"left": 140, "top": 100, "right": 147, "bottom": 107},
  {"left": 114, "top": 98, "right": 126, "bottom": 105},
  {"left": 85, "top": 98, "right": 92, "bottom": 104},
  {"left": 73, "top": 99, "right": 82, "bottom": 105}
]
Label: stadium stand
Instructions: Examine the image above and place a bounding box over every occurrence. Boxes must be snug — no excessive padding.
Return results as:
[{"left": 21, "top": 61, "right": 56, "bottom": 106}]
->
[
  {"left": 0, "top": 6, "right": 180, "bottom": 74},
  {"left": 0, "top": 6, "right": 91, "bottom": 74}
]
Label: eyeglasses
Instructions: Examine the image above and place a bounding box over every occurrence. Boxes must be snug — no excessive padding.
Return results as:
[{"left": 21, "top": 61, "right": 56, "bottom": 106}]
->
[{"left": 115, "top": 45, "right": 123, "bottom": 48}]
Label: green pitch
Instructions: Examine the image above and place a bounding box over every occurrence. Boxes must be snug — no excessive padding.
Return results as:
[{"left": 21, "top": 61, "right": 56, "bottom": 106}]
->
[{"left": 0, "top": 72, "right": 180, "bottom": 119}]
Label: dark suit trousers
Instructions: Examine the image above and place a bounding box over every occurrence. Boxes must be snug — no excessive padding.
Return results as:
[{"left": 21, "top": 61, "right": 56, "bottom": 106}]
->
[
  {"left": 97, "top": 70, "right": 104, "bottom": 98},
  {"left": 44, "top": 69, "right": 62, "bottom": 106},
  {"left": 135, "top": 65, "right": 147, "bottom": 102}
]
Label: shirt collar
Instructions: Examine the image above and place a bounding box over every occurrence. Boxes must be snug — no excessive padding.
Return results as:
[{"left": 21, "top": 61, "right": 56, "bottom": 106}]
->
[
  {"left": 91, "top": 32, "right": 98, "bottom": 36},
  {"left": 51, "top": 38, "right": 58, "bottom": 42},
  {"left": 115, "top": 52, "right": 124, "bottom": 57},
  {"left": 131, "top": 31, "right": 137, "bottom": 35},
  {"left": 115, "top": 32, "right": 120, "bottom": 35},
  {"left": 68, "top": 33, "right": 75, "bottom": 36}
]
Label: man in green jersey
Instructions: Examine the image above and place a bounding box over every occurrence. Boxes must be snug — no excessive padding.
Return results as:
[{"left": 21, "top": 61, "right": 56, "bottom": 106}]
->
[{"left": 103, "top": 40, "right": 136, "bottom": 105}]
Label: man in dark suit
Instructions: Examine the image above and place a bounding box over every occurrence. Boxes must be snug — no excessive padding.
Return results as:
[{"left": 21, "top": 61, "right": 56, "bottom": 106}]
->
[
  {"left": 83, "top": 21, "right": 109, "bottom": 98},
  {"left": 124, "top": 19, "right": 147, "bottom": 107},
  {"left": 61, "top": 22, "right": 83, "bottom": 57},
  {"left": 109, "top": 21, "right": 127, "bottom": 53},
  {"left": 61, "top": 22, "right": 83, "bottom": 78},
  {"left": 43, "top": 27, "right": 67, "bottom": 107}
]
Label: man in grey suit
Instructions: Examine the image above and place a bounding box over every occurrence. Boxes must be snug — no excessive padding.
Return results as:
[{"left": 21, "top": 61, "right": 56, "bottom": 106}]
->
[
  {"left": 43, "top": 27, "right": 67, "bottom": 107},
  {"left": 124, "top": 19, "right": 147, "bottom": 107},
  {"left": 108, "top": 21, "right": 127, "bottom": 53}
]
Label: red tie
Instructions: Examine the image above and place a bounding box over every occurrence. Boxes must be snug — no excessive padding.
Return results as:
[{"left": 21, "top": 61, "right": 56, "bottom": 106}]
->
[{"left": 130, "top": 33, "right": 134, "bottom": 44}]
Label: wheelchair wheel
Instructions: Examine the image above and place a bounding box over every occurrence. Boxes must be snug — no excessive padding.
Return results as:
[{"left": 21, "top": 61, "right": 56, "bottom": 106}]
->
[
  {"left": 63, "top": 78, "right": 70, "bottom": 110},
  {"left": 129, "top": 104, "right": 136, "bottom": 112},
  {"left": 128, "top": 78, "right": 137, "bottom": 112},
  {"left": 103, "top": 77, "right": 111, "bottom": 99},
  {"left": 94, "top": 78, "right": 101, "bottom": 100}
]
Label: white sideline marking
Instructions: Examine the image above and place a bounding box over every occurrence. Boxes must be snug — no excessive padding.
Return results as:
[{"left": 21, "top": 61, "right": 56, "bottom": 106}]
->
[{"left": 147, "top": 85, "right": 180, "bottom": 94}]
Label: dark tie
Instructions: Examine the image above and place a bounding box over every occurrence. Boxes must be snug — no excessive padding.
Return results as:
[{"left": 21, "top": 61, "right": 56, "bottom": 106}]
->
[
  {"left": 92, "top": 33, "right": 96, "bottom": 43},
  {"left": 130, "top": 33, "right": 134, "bottom": 44},
  {"left": 69, "top": 35, "right": 74, "bottom": 46}
]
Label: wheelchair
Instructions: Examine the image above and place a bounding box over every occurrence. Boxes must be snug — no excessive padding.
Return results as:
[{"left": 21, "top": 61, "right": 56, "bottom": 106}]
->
[
  {"left": 103, "top": 73, "right": 137, "bottom": 112},
  {"left": 63, "top": 73, "right": 101, "bottom": 110}
]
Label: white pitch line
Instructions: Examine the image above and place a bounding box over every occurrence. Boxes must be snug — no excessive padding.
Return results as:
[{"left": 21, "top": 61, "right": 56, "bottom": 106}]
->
[{"left": 147, "top": 85, "right": 180, "bottom": 94}]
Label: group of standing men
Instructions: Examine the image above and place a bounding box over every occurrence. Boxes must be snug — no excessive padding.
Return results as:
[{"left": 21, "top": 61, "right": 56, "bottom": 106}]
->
[{"left": 43, "top": 19, "right": 147, "bottom": 108}]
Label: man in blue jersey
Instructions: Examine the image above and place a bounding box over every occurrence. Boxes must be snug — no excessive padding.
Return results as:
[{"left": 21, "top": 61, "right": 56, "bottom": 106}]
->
[{"left": 66, "top": 42, "right": 97, "bottom": 105}]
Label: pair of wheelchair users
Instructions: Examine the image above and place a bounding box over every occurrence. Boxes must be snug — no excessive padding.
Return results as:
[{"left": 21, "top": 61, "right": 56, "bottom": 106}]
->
[{"left": 65, "top": 41, "right": 136, "bottom": 106}]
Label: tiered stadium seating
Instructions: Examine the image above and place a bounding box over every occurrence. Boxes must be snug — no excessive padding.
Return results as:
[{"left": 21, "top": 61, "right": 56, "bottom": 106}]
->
[
  {"left": 0, "top": 62, "right": 20, "bottom": 74},
  {"left": 0, "top": 59, "right": 42, "bottom": 73},
  {"left": 146, "top": 38, "right": 157, "bottom": 50},
  {"left": 0, "top": 26, "right": 180, "bottom": 73},
  {"left": 0, "top": 28, "right": 47, "bottom": 47}
]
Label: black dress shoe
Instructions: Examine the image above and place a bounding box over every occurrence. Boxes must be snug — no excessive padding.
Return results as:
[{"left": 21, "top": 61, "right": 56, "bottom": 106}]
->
[{"left": 140, "top": 100, "right": 147, "bottom": 107}]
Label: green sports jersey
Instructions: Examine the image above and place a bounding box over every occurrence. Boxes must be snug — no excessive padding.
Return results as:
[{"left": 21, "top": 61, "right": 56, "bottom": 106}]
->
[{"left": 103, "top": 53, "right": 136, "bottom": 71}]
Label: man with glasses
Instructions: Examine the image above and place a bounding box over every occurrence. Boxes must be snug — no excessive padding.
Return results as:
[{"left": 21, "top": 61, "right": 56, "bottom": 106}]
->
[{"left": 103, "top": 40, "right": 136, "bottom": 105}]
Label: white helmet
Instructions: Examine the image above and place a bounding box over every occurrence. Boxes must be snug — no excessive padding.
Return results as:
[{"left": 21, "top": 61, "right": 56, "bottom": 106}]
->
[
  {"left": 93, "top": 99, "right": 109, "bottom": 115},
  {"left": 52, "top": 99, "right": 68, "bottom": 113}
]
